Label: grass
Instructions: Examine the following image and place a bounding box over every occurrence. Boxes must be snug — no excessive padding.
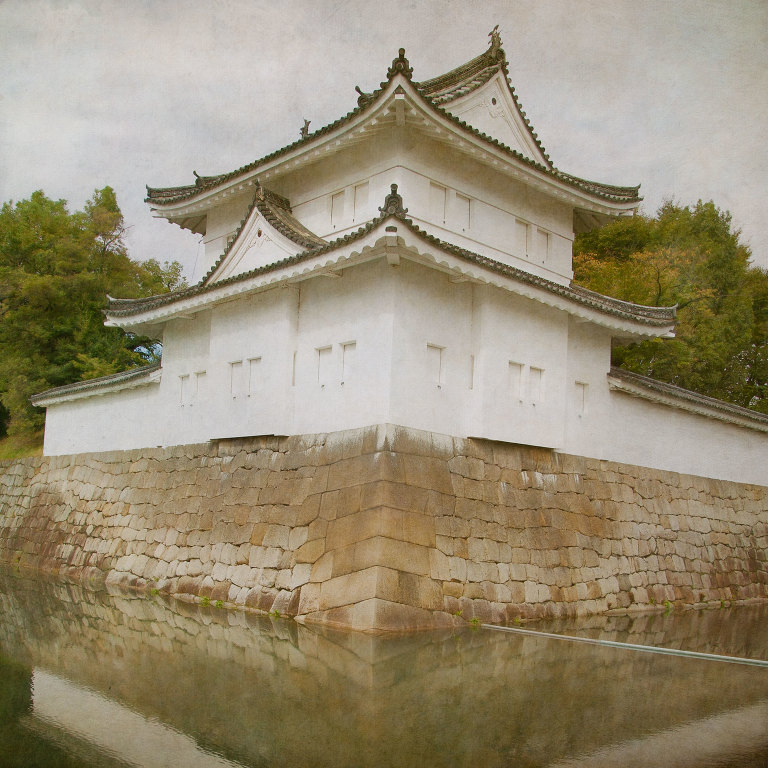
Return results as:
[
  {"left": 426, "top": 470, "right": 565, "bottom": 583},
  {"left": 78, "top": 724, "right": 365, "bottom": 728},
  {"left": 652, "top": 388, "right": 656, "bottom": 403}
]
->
[{"left": 0, "top": 432, "right": 43, "bottom": 461}]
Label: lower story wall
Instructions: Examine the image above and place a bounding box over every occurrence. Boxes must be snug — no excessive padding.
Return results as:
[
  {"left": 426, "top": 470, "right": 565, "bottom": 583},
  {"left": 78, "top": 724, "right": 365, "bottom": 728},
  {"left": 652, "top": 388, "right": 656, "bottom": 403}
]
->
[{"left": 1, "top": 424, "right": 766, "bottom": 631}]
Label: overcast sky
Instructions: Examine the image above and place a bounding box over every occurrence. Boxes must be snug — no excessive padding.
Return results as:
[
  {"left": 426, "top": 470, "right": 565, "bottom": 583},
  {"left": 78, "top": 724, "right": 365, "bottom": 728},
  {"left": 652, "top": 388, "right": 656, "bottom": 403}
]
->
[{"left": 1, "top": 0, "right": 767, "bottom": 278}]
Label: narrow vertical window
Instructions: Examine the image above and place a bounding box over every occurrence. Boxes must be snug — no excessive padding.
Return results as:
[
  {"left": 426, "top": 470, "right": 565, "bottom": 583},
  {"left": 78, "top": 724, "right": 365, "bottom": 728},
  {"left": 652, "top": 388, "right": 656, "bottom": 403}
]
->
[
  {"left": 291, "top": 351, "right": 297, "bottom": 387},
  {"left": 247, "top": 357, "right": 262, "bottom": 396},
  {"left": 317, "top": 346, "right": 332, "bottom": 386},
  {"left": 515, "top": 220, "right": 529, "bottom": 256},
  {"left": 575, "top": 381, "right": 588, "bottom": 417},
  {"left": 193, "top": 371, "right": 206, "bottom": 405},
  {"left": 529, "top": 366, "right": 544, "bottom": 403},
  {"left": 331, "top": 191, "right": 345, "bottom": 228},
  {"left": 508, "top": 362, "right": 523, "bottom": 399},
  {"left": 230, "top": 361, "right": 243, "bottom": 398},
  {"left": 468, "top": 354, "right": 475, "bottom": 390},
  {"left": 535, "top": 228, "right": 550, "bottom": 263},
  {"left": 430, "top": 183, "right": 447, "bottom": 224},
  {"left": 427, "top": 343, "right": 444, "bottom": 387},
  {"left": 353, "top": 183, "right": 368, "bottom": 222},
  {"left": 455, "top": 193, "right": 471, "bottom": 231},
  {"left": 341, "top": 342, "right": 356, "bottom": 384},
  {"left": 179, "top": 374, "right": 189, "bottom": 406}
]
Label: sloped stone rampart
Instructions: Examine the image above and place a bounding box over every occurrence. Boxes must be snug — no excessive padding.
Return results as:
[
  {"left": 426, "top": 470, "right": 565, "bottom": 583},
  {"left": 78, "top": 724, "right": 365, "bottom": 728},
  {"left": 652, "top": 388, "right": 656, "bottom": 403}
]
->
[{"left": 0, "top": 425, "right": 766, "bottom": 631}]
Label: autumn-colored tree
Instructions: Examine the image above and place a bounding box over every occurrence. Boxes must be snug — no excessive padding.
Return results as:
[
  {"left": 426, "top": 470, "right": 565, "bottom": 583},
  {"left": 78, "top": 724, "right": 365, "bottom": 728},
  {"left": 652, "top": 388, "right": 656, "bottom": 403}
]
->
[
  {"left": 0, "top": 188, "right": 185, "bottom": 437},
  {"left": 574, "top": 200, "right": 768, "bottom": 412}
]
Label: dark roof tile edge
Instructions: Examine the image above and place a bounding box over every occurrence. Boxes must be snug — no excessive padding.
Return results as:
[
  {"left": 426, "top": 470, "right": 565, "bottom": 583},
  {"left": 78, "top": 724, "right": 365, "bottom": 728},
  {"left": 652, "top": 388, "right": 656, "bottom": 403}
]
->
[
  {"left": 200, "top": 184, "right": 328, "bottom": 287},
  {"left": 31, "top": 363, "right": 162, "bottom": 404},
  {"left": 106, "top": 206, "right": 674, "bottom": 328},
  {"left": 608, "top": 367, "right": 768, "bottom": 425}
]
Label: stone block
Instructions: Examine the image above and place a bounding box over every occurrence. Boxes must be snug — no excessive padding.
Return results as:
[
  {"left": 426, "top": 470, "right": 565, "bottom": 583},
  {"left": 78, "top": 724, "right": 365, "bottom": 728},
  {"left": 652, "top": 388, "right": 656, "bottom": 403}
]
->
[
  {"left": 310, "top": 552, "right": 334, "bottom": 582},
  {"left": 262, "top": 524, "right": 290, "bottom": 549},
  {"left": 295, "top": 538, "right": 325, "bottom": 564},
  {"left": 329, "top": 536, "right": 431, "bottom": 579},
  {"left": 290, "top": 563, "right": 312, "bottom": 590},
  {"left": 297, "top": 581, "right": 321, "bottom": 615},
  {"left": 288, "top": 526, "right": 309, "bottom": 550},
  {"left": 429, "top": 548, "right": 450, "bottom": 581},
  {"left": 326, "top": 506, "right": 435, "bottom": 551},
  {"left": 442, "top": 581, "right": 463, "bottom": 598},
  {"left": 318, "top": 566, "right": 380, "bottom": 610}
]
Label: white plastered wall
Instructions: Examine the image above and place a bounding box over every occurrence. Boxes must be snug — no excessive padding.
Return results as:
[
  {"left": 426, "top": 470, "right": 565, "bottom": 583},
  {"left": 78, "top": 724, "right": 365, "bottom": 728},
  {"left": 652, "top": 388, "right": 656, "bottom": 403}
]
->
[{"left": 40, "top": 259, "right": 768, "bottom": 485}]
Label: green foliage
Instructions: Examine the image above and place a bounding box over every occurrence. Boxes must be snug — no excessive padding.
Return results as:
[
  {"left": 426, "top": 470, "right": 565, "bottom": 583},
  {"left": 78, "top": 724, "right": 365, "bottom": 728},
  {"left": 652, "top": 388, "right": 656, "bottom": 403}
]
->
[
  {"left": 574, "top": 200, "right": 768, "bottom": 413},
  {"left": 0, "top": 188, "right": 186, "bottom": 438}
]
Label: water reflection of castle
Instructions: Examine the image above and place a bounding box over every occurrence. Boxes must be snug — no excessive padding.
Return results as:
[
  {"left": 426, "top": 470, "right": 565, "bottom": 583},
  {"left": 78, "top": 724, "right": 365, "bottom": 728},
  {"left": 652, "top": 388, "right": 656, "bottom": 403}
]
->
[{"left": 1, "top": 570, "right": 767, "bottom": 766}]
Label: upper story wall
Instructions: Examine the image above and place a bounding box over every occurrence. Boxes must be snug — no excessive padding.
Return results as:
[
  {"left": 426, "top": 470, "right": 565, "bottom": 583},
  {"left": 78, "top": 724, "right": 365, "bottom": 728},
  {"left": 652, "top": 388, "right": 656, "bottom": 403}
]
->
[{"left": 194, "top": 129, "right": 576, "bottom": 287}]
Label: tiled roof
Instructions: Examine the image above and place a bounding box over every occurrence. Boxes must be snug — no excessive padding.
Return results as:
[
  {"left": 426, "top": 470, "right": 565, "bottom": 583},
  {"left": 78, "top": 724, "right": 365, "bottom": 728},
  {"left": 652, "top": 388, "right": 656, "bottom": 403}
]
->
[
  {"left": 608, "top": 367, "right": 768, "bottom": 430},
  {"left": 31, "top": 363, "right": 162, "bottom": 404},
  {"left": 107, "top": 187, "right": 672, "bottom": 329},
  {"left": 252, "top": 186, "right": 327, "bottom": 250},
  {"left": 145, "top": 32, "right": 640, "bottom": 210},
  {"left": 202, "top": 183, "right": 327, "bottom": 285}
]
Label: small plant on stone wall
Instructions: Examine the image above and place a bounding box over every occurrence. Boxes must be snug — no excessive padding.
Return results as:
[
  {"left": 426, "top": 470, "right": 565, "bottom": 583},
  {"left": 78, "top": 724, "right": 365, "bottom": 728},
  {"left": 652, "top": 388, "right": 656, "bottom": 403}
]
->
[
  {"left": 663, "top": 600, "right": 673, "bottom": 615},
  {"left": 513, "top": 617, "right": 522, "bottom": 626},
  {"left": 150, "top": 588, "right": 159, "bottom": 596},
  {"left": 452, "top": 609, "right": 463, "bottom": 617},
  {"left": 469, "top": 617, "right": 480, "bottom": 629},
  {"left": 214, "top": 600, "right": 224, "bottom": 608},
  {"left": 200, "top": 596, "right": 211, "bottom": 607},
  {"left": 269, "top": 609, "right": 281, "bottom": 619}
]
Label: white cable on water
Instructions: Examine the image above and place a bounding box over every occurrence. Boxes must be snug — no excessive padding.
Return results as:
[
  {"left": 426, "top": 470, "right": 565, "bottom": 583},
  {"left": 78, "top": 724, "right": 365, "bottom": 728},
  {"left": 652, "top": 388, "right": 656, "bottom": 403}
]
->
[{"left": 481, "top": 623, "right": 768, "bottom": 668}]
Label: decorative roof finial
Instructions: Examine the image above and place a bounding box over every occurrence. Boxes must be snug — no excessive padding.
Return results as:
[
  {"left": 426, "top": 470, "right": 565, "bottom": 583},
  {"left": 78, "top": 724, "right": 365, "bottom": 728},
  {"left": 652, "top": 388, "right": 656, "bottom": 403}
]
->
[
  {"left": 379, "top": 183, "right": 408, "bottom": 217},
  {"left": 355, "top": 85, "right": 373, "bottom": 107},
  {"left": 387, "top": 48, "right": 413, "bottom": 80},
  {"left": 300, "top": 119, "right": 311, "bottom": 139},
  {"left": 488, "top": 25, "right": 503, "bottom": 60}
]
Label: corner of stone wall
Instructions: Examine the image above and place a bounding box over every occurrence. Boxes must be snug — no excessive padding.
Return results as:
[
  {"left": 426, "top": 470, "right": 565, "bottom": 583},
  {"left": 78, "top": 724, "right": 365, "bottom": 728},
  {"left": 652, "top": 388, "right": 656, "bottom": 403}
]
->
[{"left": 1, "top": 425, "right": 767, "bottom": 632}]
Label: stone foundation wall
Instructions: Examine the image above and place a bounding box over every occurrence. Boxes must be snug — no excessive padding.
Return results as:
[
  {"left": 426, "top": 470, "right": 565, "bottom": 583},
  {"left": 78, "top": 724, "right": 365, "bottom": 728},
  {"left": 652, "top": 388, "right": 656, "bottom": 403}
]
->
[{"left": 1, "top": 424, "right": 766, "bottom": 631}]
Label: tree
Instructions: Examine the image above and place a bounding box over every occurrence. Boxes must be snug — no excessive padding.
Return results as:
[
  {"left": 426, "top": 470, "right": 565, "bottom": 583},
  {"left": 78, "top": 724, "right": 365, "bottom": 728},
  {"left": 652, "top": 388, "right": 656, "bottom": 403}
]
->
[
  {"left": 574, "top": 200, "right": 768, "bottom": 413},
  {"left": 0, "top": 188, "right": 185, "bottom": 437}
]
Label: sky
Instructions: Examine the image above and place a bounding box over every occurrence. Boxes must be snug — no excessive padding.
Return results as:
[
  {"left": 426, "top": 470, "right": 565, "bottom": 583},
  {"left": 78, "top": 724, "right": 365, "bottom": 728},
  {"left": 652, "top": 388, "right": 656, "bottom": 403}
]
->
[{"left": 1, "top": 0, "right": 767, "bottom": 278}]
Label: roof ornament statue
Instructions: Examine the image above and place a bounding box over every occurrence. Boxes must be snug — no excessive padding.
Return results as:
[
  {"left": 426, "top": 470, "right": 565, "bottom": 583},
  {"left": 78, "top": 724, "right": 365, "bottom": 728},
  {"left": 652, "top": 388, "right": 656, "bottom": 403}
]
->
[
  {"left": 387, "top": 48, "right": 413, "bottom": 81},
  {"left": 300, "top": 119, "right": 311, "bottom": 139},
  {"left": 379, "top": 183, "right": 408, "bottom": 218},
  {"left": 487, "top": 25, "right": 503, "bottom": 61},
  {"left": 355, "top": 85, "right": 373, "bottom": 107}
]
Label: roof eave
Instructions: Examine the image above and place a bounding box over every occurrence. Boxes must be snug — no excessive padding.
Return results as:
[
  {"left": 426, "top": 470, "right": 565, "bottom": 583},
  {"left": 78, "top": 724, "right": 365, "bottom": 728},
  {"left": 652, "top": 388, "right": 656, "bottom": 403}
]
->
[
  {"left": 608, "top": 368, "right": 768, "bottom": 433},
  {"left": 31, "top": 364, "right": 162, "bottom": 408},
  {"left": 105, "top": 213, "right": 674, "bottom": 339},
  {"left": 147, "top": 66, "right": 639, "bottom": 221}
]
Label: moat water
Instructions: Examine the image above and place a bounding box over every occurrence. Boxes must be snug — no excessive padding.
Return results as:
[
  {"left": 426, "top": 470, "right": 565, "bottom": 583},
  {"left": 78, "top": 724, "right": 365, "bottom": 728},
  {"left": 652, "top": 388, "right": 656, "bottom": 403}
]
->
[{"left": 1, "top": 567, "right": 767, "bottom": 767}]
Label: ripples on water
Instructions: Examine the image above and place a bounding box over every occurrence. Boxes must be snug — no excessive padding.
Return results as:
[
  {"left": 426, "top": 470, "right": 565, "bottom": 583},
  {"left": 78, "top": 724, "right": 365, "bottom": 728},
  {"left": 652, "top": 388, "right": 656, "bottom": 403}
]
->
[{"left": 0, "top": 567, "right": 767, "bottom": 767}]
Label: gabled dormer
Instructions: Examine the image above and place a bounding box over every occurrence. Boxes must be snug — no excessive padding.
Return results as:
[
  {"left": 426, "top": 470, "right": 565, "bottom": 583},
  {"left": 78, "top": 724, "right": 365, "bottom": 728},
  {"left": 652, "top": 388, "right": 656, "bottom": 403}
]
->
[
  {"left": 417, "top": 27, "right": 552, "bottom": 168},
  {"left": 203, "top": 185, "right": 327, "bottom": 285}
]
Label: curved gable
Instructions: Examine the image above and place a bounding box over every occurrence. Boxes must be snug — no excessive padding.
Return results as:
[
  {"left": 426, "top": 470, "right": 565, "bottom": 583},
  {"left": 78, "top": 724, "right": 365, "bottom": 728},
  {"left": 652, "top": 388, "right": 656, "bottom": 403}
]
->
[
  {"left": 438, "top": 71, "right": 550, "bottom": 167},
  {"left": 205, "top": 187, "right": 327, "bottom": 285}
]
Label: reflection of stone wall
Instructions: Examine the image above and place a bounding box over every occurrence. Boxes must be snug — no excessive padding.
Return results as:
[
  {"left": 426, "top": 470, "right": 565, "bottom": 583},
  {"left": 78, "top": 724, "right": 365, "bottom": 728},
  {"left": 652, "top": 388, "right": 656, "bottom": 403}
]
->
[
  {"left": 1, "top": 570, "right": 767, "bottom": 768},
  {"left": 0, "top": 424, "right": 767, "bottom": 631}
]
